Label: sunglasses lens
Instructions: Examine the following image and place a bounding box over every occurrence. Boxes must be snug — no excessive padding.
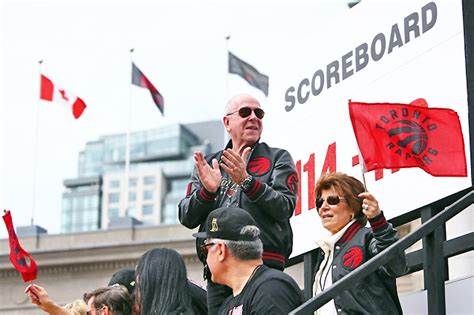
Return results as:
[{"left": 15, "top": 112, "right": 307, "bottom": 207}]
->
[
  {"left": 238, "top": 107, "right": 252, "bottom": 118},
  {"left": 200, "top": 242, "right": 214, "bottom": 257},
  {"left": 254, "top": 108, "right": 265, "bottom": 119},
  {"left": 316, "top": 196, "right": 341, "bottom": 208},
  {"left": 327, "top": 195, "right": 341, "bottom": 205},
  {"left": 316, "top": 198, "right": 324, "bottom": 209},
  {"left": 237, "top": 107, "right": 265, "bottom": 119}
]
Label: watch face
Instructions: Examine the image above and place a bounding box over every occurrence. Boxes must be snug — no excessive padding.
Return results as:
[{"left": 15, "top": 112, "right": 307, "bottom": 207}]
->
[{"left": 241, "top": 176, "right": 252, "bottom": 190}]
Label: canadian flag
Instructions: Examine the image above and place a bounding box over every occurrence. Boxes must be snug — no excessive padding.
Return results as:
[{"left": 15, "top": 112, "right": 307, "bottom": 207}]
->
[{"left": 40, "top": 75, "right": 87, "bottom": 119}]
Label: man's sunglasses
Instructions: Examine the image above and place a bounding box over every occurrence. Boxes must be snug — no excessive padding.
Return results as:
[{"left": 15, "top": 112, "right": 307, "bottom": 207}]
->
[
  {"left": 199, "top": 242, "right": 216, "bottom": 257},
  {"left": 316, "top": 195, "right": 346, "bottom": 209},
  {"left": 226, "top": 107, "right": 265, "bottom": 119}
]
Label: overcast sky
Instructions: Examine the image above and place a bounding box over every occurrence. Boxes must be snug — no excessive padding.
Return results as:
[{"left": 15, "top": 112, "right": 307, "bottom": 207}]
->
[{"left": 0, "top": 0, "right": 350, "bottom": 238}]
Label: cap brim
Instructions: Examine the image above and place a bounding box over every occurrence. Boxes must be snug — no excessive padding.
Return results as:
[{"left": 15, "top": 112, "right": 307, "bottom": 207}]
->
[{"left": 192, "top": 231, "right": 208, "bottom": 239}]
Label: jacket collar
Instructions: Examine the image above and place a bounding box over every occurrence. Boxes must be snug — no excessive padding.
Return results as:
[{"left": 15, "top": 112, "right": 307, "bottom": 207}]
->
[
  {"left": 224, "top": 139, "right": 260, "bottom": 151},
  {"left": 336, "top": 221, "right": 364, "bottom": 245}
]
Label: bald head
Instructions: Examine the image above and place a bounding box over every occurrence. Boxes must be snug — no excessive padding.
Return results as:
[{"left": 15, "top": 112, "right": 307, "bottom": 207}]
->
[{"left": 225, "top": 94, "right": 261, "bottom": 115}]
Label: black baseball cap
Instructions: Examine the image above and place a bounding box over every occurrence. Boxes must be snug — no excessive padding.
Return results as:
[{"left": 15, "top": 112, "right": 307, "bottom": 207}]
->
[
  {"left": 193, "top": 207, "right": 259, "bottom": 241},
  {"left": 108, "top": 267, "right": 136, "bottom": 295}
]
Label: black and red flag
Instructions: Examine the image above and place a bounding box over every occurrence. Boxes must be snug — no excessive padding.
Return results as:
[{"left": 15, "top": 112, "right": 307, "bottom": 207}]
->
[
  {"left": 228, "top": 51, "right": 269, "bottom": 96},
  {"left": 348, "top": 100, "right": 467, "bottom": 177},
  {"left": 132, "top": 62, "right": 164, "bottom": 115},
  {"left": 2, "top": 210, "right": 38, "bottom": 282}
]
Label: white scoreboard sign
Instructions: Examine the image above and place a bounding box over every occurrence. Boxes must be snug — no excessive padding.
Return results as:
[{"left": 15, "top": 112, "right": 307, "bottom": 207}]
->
[{"left": 263, "top": 0, "right": 472, "bottom": 256}]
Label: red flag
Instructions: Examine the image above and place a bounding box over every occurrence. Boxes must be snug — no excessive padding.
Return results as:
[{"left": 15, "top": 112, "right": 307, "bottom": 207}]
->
[
  {"left": 132, "top": 63, "right": 164, "bottom": 115},
  {"left": 2, "top": 210, "right": 38, "bottom": 282},
  {"left": 40, "top": 74, "right": 87, "bottom": 119},
  {"left": 349, "top": 101, "right": 467, "bottom": 177}
]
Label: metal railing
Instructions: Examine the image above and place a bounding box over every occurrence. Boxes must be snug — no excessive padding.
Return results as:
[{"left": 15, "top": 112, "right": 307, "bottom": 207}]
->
[{"left": 287, "top": 187, "right": 474, "bottom": 315}]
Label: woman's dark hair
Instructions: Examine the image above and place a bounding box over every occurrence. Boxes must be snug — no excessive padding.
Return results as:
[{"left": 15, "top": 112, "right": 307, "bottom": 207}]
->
[
  {"left": 315, "top": 172, "right": 367, "bottom": 225},
  {"left": 136, "top": 248, "right": 194, "bottom": 315}
]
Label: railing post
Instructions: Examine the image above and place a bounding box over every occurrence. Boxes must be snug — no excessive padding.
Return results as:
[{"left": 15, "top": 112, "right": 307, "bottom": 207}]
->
[
  {"left": 303, "top": 250, "right": 318, "bottom": 300},
  {"left": 421, "top": 206, "right": 447, "bottom": 315}
]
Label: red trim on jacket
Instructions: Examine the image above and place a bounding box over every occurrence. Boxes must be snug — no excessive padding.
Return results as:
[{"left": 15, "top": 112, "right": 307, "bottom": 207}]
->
[
  {"left": 262, "top": 251, "right": 286, "bottom": 263},
  {"left": 245, "top": 178, "right": 263, "bottom": 199},
  {"left": 337, "top": 221, "right": 364, "bottom": 245},
  {"left": 198, "top": 188, "right": 216, "bottom": 202},
  {"left": 369, "top": 213, "right": 388, "bottom": 231}
]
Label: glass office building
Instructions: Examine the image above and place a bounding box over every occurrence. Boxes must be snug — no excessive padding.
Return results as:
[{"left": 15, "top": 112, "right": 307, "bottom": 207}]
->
[{"left": 61, "top": 120, "right": 224, "bottom": 233}]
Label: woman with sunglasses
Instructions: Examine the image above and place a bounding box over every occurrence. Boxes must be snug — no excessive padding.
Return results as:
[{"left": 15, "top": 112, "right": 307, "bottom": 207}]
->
[{"left": 313, "top": 172, "right": 407, "bottom": 314}]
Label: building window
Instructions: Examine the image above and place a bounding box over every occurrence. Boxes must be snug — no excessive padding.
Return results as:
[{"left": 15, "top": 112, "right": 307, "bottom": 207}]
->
[
  {"left": 142, "top": 204, "right": 153, "bottom": 215},
  {"left": 162, "top": 202, "right": 179, "bottom": 224},
  {"left": 143, "top": 190, "right": 154, "bottom": 200},
  {"left": 129, "top": 177, "right": 137, "bottom": 187},
  {"left": 128, "top": 191, "right": 136, "bottom": 202},
  {"left": 170, "top": 179, "right": 190, "bottom": 198},
  {"left": 109, "top": 179, "right": 120, "bottom": 188},
  {"left": 127, "top": 206, "right": 138, "bottom": 217},
  {"left": 143, "top": 176, "right": 155, "bottom": 185},
  {"left": 108, "top": 192, "right": 120, "bottom": 204},
  {"left": 109, "top": 207, "right": 119, "bottom": 219}
]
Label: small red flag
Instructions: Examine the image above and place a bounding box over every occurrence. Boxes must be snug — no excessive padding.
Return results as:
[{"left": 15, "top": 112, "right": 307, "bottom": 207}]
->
[
  {"left": 2, "top": 210, "right": 38, "bottom": 282},
  {"left": 40, "top": 74, "right": 87, "bottom": 119},
  {"left": 349, "top": 101, "right": 467, "bottom": 177}
]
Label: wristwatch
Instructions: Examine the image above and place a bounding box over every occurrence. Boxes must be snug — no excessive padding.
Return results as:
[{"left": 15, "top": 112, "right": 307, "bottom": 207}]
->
[{"left": 240, "top": 175, "right": 253, "bottom": 192}]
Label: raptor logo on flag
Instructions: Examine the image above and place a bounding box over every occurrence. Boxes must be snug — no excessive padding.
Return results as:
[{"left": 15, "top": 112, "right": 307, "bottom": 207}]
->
[
  {"left": 2, "top": 210, "right": 38, "bottom": 282},
  {"left": 349, "top": 101, "right": 467, "bottom": 177}
]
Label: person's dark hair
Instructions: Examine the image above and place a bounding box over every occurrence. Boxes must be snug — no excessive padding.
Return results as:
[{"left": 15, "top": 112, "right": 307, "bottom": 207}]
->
[
  {"left": 136, "top": 248, "right": 194, "bottom": 315},
  {"left": 83, "top": 285, "right": 132, "bottom": 315},
  {"left": 315, "top": 172, "right": 367, "bottom": 225}
]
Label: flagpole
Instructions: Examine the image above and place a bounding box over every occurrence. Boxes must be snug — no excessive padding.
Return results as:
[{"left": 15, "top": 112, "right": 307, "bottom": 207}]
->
[
  {"left": 224, "top": 35, "right": 231, "bottom": 145},
  {"left": 357, "top": 148, "right": 368, "bottom": 192},
  {"left": 225, "top": 35, "right": 231, "bottom": 100},
  {"left": 124, "top": 49, "right": 134, "bottom": 218},
  {"left": 30, "top": 60, "right": 44, "bottom": 226}
]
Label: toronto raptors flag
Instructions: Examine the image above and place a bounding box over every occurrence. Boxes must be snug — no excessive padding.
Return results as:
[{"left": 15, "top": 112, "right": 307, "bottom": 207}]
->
[
  {"left": 349, "top": 101, "right": 467, "bottom": 177},
  {"left": 2, "top": 210, "right": 38, "bottom": 282},
  {"left": 228, "top": 51, "right": 269, "bottom": 96},
  {"left": 132, "top": 62, "right": 164, "bottom": 115}
]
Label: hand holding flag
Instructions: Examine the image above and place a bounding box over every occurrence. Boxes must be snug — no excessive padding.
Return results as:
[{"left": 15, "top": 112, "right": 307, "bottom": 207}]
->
[{"left": 2, "top": 210, "right": 38, "bottom": 282}]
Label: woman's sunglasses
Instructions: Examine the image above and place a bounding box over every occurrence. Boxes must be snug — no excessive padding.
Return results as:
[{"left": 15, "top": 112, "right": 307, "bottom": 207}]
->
[
  {"left": 316, "top": 195, "right": 345, "bottom": 209},
  {"left": 199, "top": 242, "right": 216, "bottom": 257},
  {"left": 226, "top": 107, "right": 265, "bottom": 119}
]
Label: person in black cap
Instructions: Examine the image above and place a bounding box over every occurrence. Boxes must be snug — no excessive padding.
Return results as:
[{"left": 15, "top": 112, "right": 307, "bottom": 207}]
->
[
  {"left": 179, "top": 93, "right": 298, "bottom": 314},
  {"left": 193, "top": 207, "right": 304, "bottom": 315},
  {"left": 108, "top": 267, "right": 136, "bottom": 296}
]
